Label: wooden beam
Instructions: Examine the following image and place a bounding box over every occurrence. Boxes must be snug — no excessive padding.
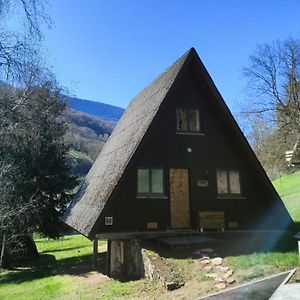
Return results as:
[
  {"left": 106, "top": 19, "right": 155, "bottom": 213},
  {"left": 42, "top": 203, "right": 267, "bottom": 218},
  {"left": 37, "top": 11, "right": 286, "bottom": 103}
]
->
[
  {"left": 106, "top": 240, "right": 111, "bottom": 276},
  {"left": 95, "top": 229, "right": 196, "bottom": 240},
  {"left": 95, "top": 229, "right": 290, "bottom": 240},
  {"left": 92, "top": 238, "right": 98, "bottom": 268}
]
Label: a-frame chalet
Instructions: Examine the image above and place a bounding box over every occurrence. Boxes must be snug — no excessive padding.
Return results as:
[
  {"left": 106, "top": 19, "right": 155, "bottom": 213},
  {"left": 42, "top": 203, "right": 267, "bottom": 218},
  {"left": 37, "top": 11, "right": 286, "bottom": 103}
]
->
[{"left": 64, "top": 48, "right": 292, "bottom": 258}]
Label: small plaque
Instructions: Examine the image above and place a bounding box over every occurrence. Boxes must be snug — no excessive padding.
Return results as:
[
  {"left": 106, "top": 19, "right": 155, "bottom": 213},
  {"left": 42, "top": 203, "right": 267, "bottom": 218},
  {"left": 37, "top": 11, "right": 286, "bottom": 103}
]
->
[
  {"left": 197, "top": 180, "right": 209, "bottom": 187},
  {"left": 147, "top": 222, "right": 158, "bottom": 229},
  {"left": 228, "top": 222, "right": 239, "bottom": 229}
]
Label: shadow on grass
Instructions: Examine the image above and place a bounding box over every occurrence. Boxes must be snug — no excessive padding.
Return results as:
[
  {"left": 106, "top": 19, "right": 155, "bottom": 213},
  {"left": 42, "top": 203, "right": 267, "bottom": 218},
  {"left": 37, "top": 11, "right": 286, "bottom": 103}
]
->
[
  {"left": 40, "top": 245, "right": 86, "bottom": 254},
  {"left": 147, "top": 230, "right": 299, "bottom": 260},
  {"left": 0, "top": 254, "right": 58, "bottom": 284},
  {"left": 34, "top": 236, "right": 75, "bottom": 243},
  {"left": 0, "top": 251, "right": 108, "bottom": 285}
]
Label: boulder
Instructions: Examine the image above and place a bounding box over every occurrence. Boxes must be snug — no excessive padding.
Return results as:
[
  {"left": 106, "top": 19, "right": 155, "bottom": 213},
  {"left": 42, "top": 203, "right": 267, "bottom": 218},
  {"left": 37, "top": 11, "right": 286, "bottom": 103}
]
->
[
  {"left": 215, "top": 283, "right": 226, "bottom": 289},
  {"left": 211, "top": 257, "right": 223, "bottom": 266},
  {"left": 226, "top": 276, "right": 236, "bottom": 284}
]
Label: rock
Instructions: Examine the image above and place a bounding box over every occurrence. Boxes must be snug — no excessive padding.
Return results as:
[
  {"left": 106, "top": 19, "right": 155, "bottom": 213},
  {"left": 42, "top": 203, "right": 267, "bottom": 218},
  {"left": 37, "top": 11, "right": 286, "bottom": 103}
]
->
[
  {"left": 204, "top": 266, "right": 212, "bottom": 271},
  {"left": 166, "top": 282, "right": 184, "bottom": 291},
  {"left": 226, "top": 276, "right": 236, "bottom": 284},
  {"left": 219, "top": 266, "right": 229, "bottom": 272},
  {"left": 201, "top": 259, "right": 211, "bottom": 265},
  {"left": 214, "top": 277, "right": 224, "bottom": 282},
  {"left": 201, "top": 255, "right": 210, "bottom": 259},
  {"left": 206, "top": 273, "right": 218, "bottom": 278},
  {"left": 223, "top": 270, "right": 233, "bottom": 279},
  {"left": 211, "top": 257, "right": 223, "bottom": 266},
  {"left": 215, "top": 283, "right": 226, "bottom": 289}
]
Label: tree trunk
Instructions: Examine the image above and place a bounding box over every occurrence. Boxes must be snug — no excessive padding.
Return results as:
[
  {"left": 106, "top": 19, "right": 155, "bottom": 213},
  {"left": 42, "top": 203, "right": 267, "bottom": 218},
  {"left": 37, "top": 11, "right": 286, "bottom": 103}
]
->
[
  {"left": 0, "top": 234, "right": 10, "bottom": 269},
  {"left": 10, "top": 234, "right": 39, "bottom": 260}
]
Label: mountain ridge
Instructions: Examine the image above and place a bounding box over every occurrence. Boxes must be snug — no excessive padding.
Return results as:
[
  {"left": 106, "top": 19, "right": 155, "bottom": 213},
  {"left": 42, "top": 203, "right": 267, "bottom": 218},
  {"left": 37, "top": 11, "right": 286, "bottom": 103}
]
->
[{"left": 68, "top": 97, "right": 124, "bottom": 123}]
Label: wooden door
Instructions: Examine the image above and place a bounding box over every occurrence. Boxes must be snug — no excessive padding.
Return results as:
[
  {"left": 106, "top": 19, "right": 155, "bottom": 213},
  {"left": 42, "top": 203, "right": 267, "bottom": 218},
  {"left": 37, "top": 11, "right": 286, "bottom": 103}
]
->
[{"left": 169, "top": 168, "right": 191, "bottom": 228}]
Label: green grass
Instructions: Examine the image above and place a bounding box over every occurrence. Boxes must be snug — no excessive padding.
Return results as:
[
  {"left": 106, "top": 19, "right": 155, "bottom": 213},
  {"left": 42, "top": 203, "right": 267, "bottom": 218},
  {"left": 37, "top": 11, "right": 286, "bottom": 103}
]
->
[
  {"left": 98, "top": 281, "right": 141, "bottom": 300},
  {"left": 0, "top": 235, "right": 148, "bottom": 300},
  {"left": 227, "top": 251, "right": 299, "bottom": 281},
  {"left": 35, "top": 234, "right": 94, "bottom": 260},
  {"left": 272, "top": 171, "right": 300, "bottom": 222},
  {"left": 1, "top": 171, "right": 300, "bottom": 299},
  {"left": 0, "top": 234, "right": 299, "bottom": 299},
  {"left": 0, "top": 235, "right": 99, "bottom": 300},
  {"left": 228, "top": 252, "right": 299, "bottom": 270}
]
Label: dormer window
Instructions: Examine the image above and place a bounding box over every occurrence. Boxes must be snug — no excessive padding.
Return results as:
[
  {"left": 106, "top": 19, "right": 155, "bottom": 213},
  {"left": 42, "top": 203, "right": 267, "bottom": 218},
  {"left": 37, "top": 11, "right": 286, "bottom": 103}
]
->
[{"left": 177, "top": 108, "right": 200, "bottom": 132}]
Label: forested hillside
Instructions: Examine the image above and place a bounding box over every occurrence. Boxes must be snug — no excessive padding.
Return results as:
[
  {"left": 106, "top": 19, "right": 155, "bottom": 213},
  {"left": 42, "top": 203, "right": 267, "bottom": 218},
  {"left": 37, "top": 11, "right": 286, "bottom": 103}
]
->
[{"left": 65, "top": 109, "right": 116, "bottom": 177}]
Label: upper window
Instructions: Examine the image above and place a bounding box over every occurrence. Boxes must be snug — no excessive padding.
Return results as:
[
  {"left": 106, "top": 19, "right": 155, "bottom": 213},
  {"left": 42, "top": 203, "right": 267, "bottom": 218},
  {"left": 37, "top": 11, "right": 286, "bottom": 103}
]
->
[
  {"left": 177, "top": 108, "right": 200, "bottom": 132},
  {"left": 216, "top": 170, "right": 241, "bottom": 195},
  {"left": 137, "top": 168, "right": 164, "bottom": 195}
]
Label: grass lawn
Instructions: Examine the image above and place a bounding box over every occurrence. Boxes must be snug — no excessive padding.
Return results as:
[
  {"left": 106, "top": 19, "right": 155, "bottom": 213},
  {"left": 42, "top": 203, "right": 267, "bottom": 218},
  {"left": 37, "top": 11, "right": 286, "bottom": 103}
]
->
[
  {"left": 0, "top": 234, "right": 299, "bottom": 300},
  {"left": 272, "top": 171, "right": 300, "bottom": 222},
  {"left": 227, "top": 251, "right": 299, "bottom": 282},
  {"left": 0, "top": 172, "right": 299, "bottom": 299},
  {"left": 0, "top": 235, "right": 149, "bottom": 300}
]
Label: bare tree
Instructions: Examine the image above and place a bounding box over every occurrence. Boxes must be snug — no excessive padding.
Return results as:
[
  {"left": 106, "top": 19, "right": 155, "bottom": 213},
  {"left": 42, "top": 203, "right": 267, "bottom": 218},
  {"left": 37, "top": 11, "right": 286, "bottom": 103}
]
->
[
  {"left": 244, "top": 38, "right": 300, "bottom": 133},
  {"left": 243, "top": 38, "right": 300, "bottom": 176},
  {"left": 0, "top": 162, "right": 41, "bottom": 268},
  {"left": 0, "top": 1, "right": 77, "bottom": 270},
  {"left": 0, "top": 0, "right": 50, "bottom": 40},
  {"left": 0, "top": 72, "right": 77, "bottom": 269},
  {"left": 0, "top": 0, "right": 50, "bottom": 82}
]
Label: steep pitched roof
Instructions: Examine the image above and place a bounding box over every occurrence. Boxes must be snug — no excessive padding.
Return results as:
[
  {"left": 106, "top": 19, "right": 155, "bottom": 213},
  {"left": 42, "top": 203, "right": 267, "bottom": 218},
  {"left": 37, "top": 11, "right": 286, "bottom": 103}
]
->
[
  {"left": 64, "top": 48, "right": 292, "bottom": 238},
  {"left": 63, "top": 49, "right": 193, "bottom": 237}
]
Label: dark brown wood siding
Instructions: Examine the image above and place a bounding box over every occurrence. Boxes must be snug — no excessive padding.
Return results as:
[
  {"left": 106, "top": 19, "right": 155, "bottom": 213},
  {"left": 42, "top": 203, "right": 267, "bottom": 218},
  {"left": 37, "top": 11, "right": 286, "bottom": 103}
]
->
[{"left": 96, "top": 60, "right": 289, "bottom": 233}]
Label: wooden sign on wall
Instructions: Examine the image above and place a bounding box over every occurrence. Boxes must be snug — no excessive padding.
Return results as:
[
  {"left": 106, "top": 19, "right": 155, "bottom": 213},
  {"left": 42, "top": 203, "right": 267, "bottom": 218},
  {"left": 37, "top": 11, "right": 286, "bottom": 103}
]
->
[
  {"left": 197, "top": 180, "right": 209, "bottom": 187},
  {"left": 199, "top": 211, "right": 225, "bottom": 229}
]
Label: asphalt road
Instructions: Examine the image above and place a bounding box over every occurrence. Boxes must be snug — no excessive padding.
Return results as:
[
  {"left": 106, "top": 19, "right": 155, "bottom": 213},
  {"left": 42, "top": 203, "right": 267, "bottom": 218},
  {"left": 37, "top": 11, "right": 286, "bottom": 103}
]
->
[{"left": 196, "top": 272, "right": 290, "bottom": 300}]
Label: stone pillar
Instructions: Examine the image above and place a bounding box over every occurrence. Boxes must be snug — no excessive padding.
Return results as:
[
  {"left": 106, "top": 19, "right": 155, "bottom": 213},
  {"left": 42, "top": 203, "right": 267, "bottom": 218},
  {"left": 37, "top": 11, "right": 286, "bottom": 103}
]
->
[{"left": 108, "top": 239, "right": 145, "bottom": 279}]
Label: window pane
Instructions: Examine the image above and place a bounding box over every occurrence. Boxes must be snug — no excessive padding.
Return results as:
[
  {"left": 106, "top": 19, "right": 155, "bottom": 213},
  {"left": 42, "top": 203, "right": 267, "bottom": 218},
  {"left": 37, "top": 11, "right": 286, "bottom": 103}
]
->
[
  {"left": 188, "top": 109, "right": 200, "bottom": 131},
  {"left": 137, "top": 169, "right": 149, "bottom": 193},
  {"left": 151, "top": 169, "right": 164, "bottom": 193},
  {"left": 217, "top": 170, "right": 228, "bottom": 194},
  {"left": 177, "top": 108, "right": 188, "bottom": 130},
  {"left": 229, "top": 171, "right": 241, "bottom": 194}
]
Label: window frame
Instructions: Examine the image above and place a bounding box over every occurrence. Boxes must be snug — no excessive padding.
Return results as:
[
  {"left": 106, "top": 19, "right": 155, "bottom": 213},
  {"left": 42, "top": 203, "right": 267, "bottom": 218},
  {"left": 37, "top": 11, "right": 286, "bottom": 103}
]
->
[
  {"left": 137, "top": 167, "right": 165, "bottom": 197},
  {"left": 176, "top": 108, "right": 201, "bottom": 133},
  {"left": 216, "top": 169, "right": 242, "bottom": 196}
]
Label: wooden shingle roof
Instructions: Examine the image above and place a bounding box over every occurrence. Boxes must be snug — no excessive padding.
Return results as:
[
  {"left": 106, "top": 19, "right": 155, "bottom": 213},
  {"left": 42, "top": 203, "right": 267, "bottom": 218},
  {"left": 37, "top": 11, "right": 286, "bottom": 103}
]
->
[
  {"left": 64, "top": 47, "right": 293, "bottom": 238},
  {"left": 63, "top": 48, "right": 193, "bottom": 237}
]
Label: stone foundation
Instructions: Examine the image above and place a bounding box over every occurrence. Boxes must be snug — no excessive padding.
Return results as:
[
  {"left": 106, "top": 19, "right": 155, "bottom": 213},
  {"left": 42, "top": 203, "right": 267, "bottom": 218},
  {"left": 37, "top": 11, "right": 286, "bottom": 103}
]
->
[
  {"left": 107, "top": 239, "right": 183, "bottom": 289},
  {"left": 108, "top": 239, "right": 144, "bottom": 279}
]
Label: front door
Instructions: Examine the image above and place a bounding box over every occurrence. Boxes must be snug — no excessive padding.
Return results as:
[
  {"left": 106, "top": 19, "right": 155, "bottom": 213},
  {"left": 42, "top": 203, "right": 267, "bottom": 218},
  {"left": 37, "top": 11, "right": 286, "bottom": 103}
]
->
[{"left": 169, "top": 168, "right": 191, "bottom": 228}]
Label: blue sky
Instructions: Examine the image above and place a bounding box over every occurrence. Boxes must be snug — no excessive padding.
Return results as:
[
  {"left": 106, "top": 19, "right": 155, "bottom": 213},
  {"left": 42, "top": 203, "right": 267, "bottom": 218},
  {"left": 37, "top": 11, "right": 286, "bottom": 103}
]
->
[{"left": 42, "top": 0, "right": 300, "bottom": 112}]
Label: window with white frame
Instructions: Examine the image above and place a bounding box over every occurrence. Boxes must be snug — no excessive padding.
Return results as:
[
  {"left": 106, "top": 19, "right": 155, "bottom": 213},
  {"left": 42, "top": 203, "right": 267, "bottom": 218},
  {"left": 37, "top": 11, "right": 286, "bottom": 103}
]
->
[
  {"left": 216, "top": 170, "right": 241, "bottom": 195},
  {"left": 176, "top": 108, "right": 201, "bottom": 132},
  {"left": 137, "top": 168, "right": 164, "bottom": 195}
]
